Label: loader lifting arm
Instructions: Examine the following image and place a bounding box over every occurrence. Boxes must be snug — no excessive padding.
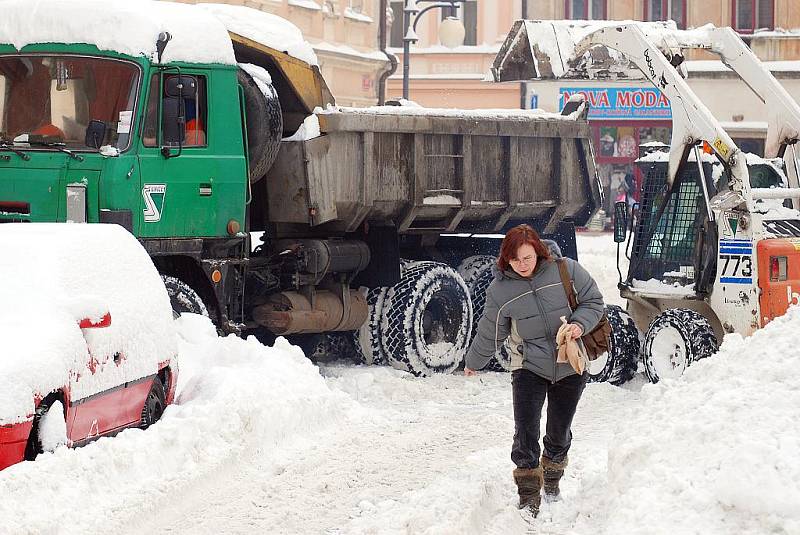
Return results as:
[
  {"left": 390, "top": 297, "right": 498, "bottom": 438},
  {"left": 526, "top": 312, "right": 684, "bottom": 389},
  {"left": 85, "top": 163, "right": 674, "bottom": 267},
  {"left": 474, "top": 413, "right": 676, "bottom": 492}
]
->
[{"left": 569, "top": 25, "right": 751, "bottom": 207}]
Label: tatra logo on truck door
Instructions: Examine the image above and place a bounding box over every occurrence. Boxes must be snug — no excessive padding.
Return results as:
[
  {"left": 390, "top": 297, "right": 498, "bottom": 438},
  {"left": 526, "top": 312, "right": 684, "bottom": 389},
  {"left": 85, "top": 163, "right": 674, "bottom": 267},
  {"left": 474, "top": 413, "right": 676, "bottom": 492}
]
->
[{"left": 142, "top": 184, "right": 167, "bottom": 223}]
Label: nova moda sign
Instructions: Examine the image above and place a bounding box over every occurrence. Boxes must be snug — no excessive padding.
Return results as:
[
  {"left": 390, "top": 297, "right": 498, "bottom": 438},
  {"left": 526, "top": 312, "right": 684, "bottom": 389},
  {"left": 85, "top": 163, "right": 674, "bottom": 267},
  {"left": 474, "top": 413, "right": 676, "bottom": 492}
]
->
[{"left": 559, "top": 87, "right": 672, "bottom": 120}]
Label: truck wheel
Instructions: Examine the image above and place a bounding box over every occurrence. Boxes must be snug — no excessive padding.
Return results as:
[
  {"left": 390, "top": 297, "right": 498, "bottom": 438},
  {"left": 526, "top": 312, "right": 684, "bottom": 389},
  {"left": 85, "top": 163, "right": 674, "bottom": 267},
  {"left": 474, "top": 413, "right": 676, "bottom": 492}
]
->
[
  {"left": 461, "top": 258, "right": 511, "bottom": 372},
  {"left": 162, "top": 275, "right": 209, "bottom": 319},
  {"left": 237, "top": 69, "right": 283, "bottom": 184},
  {"left": 299, "top": 333, "right": 358, "bottom": 362},
  {"left": 642, "top": 308, "right": 718, "bottom": 383},
  {"left": 382, "top": 261, "right": 472, "bottom": 376},
  {"left": 457, "top": 255, "right": 496, "bottom": 286},
  {"left": 353, "top": 287, "right": 390, "bottom": 365},
  {"left": 588, "top": 305, "right": 639, "bottom": 385},
  {"left": 141, "top": 378, "right": 166, "bottom": 429}
]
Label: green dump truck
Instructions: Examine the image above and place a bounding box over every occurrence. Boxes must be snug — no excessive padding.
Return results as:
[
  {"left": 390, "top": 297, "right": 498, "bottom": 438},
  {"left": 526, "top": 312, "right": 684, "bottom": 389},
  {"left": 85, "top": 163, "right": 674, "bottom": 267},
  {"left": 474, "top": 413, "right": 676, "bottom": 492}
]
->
[{"left": 0, "top": 1, "right": 601, "bottom": 375}]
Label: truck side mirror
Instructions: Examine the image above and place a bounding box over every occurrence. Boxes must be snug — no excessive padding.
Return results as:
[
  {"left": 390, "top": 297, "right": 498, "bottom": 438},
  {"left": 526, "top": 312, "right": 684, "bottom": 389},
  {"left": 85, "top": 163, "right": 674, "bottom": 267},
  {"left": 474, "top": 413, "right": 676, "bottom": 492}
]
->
[
  {"left": 164, "top": 75, "right": 197, "bottom": 99},
  {"left": 161, "top": 97, "right": 185, "bottom": 157},
  {"left": 84, "top": 120, "right": 107, "bottom": 149},
  {"left": 613, "top": 201, "right": 628, "bottom": 243}
]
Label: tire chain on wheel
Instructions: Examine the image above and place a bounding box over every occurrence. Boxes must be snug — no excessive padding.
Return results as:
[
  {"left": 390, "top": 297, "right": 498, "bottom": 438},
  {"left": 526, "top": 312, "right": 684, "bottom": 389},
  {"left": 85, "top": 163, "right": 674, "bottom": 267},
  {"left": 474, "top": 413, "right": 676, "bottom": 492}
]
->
[
  {"left": 353, "top": 260, "right": 416, "bottom": 365},
  {"left": 642, "top": 308, "right": 718, "bottom": 383},
  {"left": 457, "top": 255, "right": 496, "bottom": 287},
  {"left": 162, "top": 275, "right": 209, "bottom": 317},
  {"left": 381, "top": 261, "right": 472, "bottom": 376},
  {"left": 461, "top": 258, "right": 513, "bottom": 372},
  {"left": 588, "top": 305, "right": 639, "bottom": 385}
]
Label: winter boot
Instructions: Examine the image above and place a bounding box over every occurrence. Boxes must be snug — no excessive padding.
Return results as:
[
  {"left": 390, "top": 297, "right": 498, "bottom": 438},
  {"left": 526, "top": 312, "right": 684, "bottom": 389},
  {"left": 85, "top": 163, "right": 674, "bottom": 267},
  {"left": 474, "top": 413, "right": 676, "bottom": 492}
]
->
[
  {"left": 513, "top": 466, "right": 543, "bottom": 516},
  {"left": 541, "top": 455, "right": 568, "bottom": 500}
]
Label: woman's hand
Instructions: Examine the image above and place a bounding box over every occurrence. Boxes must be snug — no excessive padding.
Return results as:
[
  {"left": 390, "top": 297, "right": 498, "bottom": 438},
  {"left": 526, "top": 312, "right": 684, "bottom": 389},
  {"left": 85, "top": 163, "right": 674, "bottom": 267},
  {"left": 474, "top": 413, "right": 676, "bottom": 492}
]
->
[
  {"left": 567, "top": 323, "right": 583, "bottom": 339},
  {"left": 464, "top": 368, "right": 478, "bottom": 376}
]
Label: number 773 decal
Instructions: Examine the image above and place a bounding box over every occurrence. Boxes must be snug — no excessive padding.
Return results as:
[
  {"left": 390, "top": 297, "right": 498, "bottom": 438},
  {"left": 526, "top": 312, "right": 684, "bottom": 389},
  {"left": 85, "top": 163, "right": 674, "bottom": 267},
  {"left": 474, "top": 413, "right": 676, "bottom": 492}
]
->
[
  {"left": 719, "top": 239, "right": 752, "bottom": 284},
  {"left": 142, "top": 184, "right": 167, "bottom": 223}
]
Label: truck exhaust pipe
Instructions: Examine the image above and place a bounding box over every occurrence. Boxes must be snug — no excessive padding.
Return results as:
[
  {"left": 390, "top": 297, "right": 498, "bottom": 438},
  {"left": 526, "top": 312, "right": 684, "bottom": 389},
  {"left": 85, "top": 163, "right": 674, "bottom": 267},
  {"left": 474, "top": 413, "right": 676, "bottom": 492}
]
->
[{"left": 253, "top": 289, "right": 368, "bottom": 335}]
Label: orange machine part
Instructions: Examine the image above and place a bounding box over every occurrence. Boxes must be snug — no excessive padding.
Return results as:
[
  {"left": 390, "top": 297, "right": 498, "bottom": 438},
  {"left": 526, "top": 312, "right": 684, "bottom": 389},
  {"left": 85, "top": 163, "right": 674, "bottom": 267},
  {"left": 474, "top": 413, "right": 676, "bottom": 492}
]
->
[{"left": 757, "top": 238, "right": 800, "bottom": 327}]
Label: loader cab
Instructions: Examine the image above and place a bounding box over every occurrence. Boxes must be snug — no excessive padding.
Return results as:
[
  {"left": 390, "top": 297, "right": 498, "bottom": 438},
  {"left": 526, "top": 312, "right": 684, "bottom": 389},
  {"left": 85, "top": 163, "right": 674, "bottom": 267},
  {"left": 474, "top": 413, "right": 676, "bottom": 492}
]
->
[{"left": 624, "top": 150, "right": 793, "bottom": 294}]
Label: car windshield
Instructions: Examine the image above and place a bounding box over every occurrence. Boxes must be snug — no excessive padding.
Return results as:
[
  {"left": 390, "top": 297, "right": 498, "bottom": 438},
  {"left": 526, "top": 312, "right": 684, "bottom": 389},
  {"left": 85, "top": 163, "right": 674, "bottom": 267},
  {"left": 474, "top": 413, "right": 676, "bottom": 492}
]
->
[{"left": 0, "top": 55, "right": 139, "bottom": 151}]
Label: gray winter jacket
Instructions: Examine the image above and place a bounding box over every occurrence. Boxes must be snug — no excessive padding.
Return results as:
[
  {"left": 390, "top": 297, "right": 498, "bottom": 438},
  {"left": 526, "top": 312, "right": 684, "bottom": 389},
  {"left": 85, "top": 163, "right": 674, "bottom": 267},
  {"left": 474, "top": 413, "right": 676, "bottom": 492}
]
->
[{"left": 464, "top": 247, "right": 605, "bottom": 382}]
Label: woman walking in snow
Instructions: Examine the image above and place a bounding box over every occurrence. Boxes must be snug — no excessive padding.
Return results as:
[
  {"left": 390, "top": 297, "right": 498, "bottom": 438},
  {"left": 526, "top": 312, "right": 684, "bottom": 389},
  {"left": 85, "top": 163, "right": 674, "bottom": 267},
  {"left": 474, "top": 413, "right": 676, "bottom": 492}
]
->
[{"left": 464, "top": 224, "right": 604, "bottom": 517}]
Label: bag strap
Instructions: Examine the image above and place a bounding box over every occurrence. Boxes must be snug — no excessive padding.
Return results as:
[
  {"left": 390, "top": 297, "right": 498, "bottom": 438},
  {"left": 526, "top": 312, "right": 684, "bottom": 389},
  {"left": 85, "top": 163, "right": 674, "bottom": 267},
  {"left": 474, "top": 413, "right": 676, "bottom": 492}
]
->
[{"left": 556, "top": 259, "right": 578, "bottom": 312}]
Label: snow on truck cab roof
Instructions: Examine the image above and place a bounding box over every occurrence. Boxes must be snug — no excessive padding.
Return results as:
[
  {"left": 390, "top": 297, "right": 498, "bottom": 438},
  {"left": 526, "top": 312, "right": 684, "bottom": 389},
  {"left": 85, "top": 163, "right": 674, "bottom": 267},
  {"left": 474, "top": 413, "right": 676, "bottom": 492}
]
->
[
  {"left": 0, "top": 223, "right": 177, "bottom": 426},
  {"left": 0, "top": 0, "right": 317, "bottom": 66}
]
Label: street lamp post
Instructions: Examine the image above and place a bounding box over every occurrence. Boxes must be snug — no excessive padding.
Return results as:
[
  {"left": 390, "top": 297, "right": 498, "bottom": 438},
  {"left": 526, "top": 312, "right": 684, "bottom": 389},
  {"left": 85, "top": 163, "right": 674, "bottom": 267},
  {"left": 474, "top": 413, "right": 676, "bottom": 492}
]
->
[{"left": 402, "top": 0, "right": 466, "bottom": 101}]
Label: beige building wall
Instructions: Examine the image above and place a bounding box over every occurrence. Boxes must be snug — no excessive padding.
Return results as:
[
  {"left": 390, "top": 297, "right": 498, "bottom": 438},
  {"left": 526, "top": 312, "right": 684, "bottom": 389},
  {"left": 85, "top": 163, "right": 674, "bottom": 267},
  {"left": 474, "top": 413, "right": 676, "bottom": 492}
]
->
[{"left": 172, "top": 0, "right": 391, "bottom": 107}]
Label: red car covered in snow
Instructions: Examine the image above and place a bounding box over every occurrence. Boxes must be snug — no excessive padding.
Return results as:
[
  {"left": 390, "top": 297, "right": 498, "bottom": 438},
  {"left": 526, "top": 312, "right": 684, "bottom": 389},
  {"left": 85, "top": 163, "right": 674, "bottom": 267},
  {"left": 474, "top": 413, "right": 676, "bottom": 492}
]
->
[{"left": 0, "top": 224, "right": 178, "bottom": 470}]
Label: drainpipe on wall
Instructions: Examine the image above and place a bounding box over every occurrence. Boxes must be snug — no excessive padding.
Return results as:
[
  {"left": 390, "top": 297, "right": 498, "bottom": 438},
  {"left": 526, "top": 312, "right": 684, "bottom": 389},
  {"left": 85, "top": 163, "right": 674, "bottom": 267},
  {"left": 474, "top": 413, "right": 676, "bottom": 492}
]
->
[
  {"left": 377, "top": 0, "right": 398, "bottom": 105},
  {"left": 520, "top": 0, "right": 528, "bottom": 109}
]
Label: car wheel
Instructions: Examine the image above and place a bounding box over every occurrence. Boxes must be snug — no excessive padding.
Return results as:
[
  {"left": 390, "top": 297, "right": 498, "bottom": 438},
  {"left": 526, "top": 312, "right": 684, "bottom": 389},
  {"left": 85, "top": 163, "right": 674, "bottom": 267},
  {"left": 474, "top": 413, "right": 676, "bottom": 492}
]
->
[
  {"left": 141, "top": 378, "right": 166, "bottom": 429},
  {"left": 588, "top": 305, "right": 639, "bottom": 385},
  {"left": 642, "top": 308, "right": 718, "bottom": 383},
  {"left": 24, "top": 396, "right": 66, "bottom": 460},
  {"left": 162, "top": 275, "right": 209, "bottom": 319},
  {"left": 382, "top": 261, "right": 472, "bottom": 376}
]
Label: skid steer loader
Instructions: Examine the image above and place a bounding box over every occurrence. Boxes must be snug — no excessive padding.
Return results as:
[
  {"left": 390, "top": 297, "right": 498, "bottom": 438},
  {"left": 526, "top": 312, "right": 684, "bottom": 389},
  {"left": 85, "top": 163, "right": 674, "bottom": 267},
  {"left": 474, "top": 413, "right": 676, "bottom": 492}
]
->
[{"left": 493, "top": 20, "right": 800, "bottom": 383}]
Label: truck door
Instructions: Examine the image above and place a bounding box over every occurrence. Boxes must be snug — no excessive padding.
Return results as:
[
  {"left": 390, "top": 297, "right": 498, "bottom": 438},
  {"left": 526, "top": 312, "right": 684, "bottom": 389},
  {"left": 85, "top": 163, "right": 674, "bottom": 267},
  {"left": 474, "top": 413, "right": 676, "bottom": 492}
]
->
[{"left": 136, "top": 71, "right": 246, "bottom": 238}]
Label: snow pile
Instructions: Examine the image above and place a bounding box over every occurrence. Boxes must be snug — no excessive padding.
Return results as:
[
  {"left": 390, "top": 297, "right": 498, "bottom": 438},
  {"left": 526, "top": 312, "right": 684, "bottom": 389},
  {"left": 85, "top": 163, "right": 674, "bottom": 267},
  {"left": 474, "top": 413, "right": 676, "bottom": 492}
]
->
[
  {"left": 283, "top": 113, "right": 321, "bottom": 141},
  {"left": 600, "top": 306, "right": 800, "bottom": 534},
  {"left": 0, "top": 315, "right": 356, "bottom": 533},
  {"left": 317, "top": 104, "right": 572, "bottom": 121}
]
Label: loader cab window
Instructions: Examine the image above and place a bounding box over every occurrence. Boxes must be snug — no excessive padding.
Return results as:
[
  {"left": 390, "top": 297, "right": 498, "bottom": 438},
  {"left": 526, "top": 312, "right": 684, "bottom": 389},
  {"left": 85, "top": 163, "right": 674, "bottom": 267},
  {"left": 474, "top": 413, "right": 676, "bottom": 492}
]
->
[{"left": 142, "top": 73, "right": 207, "bottom": 148}]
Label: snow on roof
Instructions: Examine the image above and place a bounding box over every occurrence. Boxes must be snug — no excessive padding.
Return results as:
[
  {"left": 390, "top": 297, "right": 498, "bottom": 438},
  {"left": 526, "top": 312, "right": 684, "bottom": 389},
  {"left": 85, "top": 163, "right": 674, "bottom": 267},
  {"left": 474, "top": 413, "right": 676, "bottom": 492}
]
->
[
  {"left": 0, "top": 0, "right": 236, "bottom": 64},
  {"left": 198, "top": 3, "right": 318, "bottom": 66},
  {"left": 317, "top": 104, "right": 572, "bottom": 121},
  {"left": 0, "top": 0, "right": 317, "bottom": 66},
  {"left": 0, "top": 223, "right": 176, "bottom": 425}
]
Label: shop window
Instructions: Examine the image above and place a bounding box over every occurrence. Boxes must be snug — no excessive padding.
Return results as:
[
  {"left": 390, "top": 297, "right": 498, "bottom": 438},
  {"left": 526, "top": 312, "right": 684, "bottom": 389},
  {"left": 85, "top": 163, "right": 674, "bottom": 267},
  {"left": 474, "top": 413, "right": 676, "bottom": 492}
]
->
[
  {"left": 389, "top": 1, "right": 404, "bottom": 48},
  {"left": 565, "top": 0, "right": 607, "bottom": 20},
  {"left": 598, "top": 126, "right": 638, "bottom": 158},
  {"left": 644, "top": 0, "right": 686, "bottom": 29},
  {"left": 441, "top": 0, "right": 477, "bottom": 46},
  {"left": 733, "top": 0, "right": 774, "bottom": 33}
]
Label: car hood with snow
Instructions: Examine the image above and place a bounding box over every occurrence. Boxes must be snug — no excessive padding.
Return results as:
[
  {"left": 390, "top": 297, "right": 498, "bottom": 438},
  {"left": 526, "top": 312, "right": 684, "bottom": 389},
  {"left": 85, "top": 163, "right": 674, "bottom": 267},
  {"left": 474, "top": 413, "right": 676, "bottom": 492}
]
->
[{"left": 0, "top": 224, "right": 177, "bottom": 426}]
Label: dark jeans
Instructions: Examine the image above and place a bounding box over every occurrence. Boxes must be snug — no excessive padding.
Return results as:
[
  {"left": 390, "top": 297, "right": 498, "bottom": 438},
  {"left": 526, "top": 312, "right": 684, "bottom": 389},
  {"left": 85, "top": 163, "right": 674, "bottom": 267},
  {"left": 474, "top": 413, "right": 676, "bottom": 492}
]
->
[{"left": 511, "top": 369, "right": 588, "bottom": 469}]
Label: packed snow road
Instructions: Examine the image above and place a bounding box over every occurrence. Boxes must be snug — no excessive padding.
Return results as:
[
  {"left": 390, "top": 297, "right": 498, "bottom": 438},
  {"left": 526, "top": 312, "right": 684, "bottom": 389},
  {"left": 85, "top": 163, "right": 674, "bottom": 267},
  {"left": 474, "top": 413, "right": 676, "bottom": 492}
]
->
[{"left": 2, "top": 235, "right": 799, "bottom": 535}]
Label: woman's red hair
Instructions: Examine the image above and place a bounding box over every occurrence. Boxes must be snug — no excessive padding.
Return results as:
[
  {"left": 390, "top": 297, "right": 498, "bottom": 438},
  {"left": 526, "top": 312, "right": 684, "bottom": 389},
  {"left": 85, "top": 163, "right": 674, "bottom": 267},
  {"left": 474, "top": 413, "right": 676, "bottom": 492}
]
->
[{"left": 497, "top": 224, "right": 551, "bottom": 271}]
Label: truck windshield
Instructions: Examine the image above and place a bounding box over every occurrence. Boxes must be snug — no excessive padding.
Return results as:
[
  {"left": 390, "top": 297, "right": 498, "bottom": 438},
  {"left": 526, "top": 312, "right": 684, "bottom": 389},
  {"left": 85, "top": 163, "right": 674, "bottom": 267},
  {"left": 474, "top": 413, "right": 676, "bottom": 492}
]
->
[{"left": 0, "top": 55, "right": 139, "bottom": 151}]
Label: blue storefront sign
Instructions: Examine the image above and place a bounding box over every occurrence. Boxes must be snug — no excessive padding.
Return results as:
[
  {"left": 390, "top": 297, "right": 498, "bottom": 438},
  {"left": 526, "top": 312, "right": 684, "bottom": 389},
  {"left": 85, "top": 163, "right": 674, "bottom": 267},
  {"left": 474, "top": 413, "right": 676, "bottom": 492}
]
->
[{"left": 559, "top": 87, "right": 671, "bottom": 120}]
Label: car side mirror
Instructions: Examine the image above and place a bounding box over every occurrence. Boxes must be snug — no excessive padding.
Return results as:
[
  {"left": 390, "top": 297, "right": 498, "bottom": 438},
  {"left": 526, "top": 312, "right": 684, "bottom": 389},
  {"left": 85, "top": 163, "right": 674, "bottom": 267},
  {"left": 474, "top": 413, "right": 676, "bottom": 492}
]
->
[
  {"left": 613, "top": 201, "right": 628, "bottom": 243},
  {"left": 85, "top": 120, "right": 107, "bottom": 149},
  {"left": 79, "top": 312, "right": 112, "bottom": 329}
]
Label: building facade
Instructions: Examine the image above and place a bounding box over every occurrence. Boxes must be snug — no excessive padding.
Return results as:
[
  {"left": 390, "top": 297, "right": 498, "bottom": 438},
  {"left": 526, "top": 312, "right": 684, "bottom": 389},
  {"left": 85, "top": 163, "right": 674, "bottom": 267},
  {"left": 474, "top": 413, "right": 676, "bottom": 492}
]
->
[{"left": 178, "top": 0, "right": 391, "bottom": 107}]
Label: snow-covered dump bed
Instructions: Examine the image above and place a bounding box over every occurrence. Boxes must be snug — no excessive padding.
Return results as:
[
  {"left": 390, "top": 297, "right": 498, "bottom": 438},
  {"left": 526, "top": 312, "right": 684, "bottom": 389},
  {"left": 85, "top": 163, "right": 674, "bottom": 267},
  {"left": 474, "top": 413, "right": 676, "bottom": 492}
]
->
[
  {"left": 0, "top": 0, "right": 315, "bottom": 66},
  {"left": 266, "top": 103, "right": 601, "bottom": 234},
  {"left": 0, "top": 223, "right": 176, "bottom": 425}
]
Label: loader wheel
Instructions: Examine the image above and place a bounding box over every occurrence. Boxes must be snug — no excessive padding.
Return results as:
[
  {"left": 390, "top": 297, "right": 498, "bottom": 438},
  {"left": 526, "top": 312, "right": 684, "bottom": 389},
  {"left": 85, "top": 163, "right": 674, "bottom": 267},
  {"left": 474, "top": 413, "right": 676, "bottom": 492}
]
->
[
  {"left": 237, "top": 68, "right": 283, "bottom": 184},
  {"left": 642, "top": 308, "right": 718, "bottom": 383},
  {"left": 382, "top": 261, "right": 472, "bottom": 376},
  {"left": 162, "top": 275, "right": 209, "bottom": 319},
  {"left": 141, "top": 378, "right": 166, "bottom": 429},
  {"left": 588, "top": 305, "right": 639, "bottom": 385}
]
